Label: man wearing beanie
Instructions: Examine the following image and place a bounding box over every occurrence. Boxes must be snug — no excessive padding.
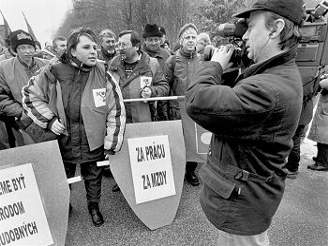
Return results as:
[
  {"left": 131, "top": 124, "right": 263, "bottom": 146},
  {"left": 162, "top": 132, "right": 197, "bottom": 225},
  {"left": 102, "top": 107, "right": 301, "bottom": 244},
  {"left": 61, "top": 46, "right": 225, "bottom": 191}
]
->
[
  {"left": 0, "top": 29, "right": 48, "bottom": 147},
  {"left": 186, "top": 0, "right": 304, "bottom": 244},
  {"left": 164, "top": 22, "right": 202, "bottom": 186}
]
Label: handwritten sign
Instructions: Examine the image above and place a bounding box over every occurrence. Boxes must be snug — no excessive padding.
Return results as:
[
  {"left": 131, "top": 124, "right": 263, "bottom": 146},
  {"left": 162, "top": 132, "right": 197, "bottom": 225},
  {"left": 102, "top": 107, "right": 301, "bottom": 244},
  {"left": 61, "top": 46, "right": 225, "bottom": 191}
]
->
[
  {"left": 128, "top": 135, "right": 176, "bottom": 204},
  {"left": 0, "top": 163, "right": 53, "bottom": 246}
]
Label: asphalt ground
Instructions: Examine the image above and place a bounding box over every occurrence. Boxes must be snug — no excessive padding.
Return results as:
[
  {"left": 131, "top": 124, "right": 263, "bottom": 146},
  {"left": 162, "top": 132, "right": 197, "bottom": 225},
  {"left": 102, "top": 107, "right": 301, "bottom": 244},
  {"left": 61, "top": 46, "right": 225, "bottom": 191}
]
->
[{"left": 65, "top": 138, "right": 328, "bottom": 246}]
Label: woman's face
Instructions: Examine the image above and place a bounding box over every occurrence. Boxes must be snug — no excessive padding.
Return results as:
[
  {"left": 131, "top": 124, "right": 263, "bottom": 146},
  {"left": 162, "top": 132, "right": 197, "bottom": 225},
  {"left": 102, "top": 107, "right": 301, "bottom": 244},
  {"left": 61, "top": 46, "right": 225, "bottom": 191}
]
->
[{"left": 71, "top": 35, "right": 97, "bottom": 66}]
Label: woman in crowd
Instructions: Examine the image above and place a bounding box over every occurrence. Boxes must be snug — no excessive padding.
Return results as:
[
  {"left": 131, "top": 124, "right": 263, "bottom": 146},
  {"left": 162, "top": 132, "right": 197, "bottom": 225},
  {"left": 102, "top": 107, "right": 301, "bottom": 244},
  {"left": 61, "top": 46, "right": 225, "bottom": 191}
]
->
[
  {"left": 22, "top": 27, "right": 126, "bottom": 227},
  {"left": 307, "top": 78, "right": 328, "bottom": 171}
]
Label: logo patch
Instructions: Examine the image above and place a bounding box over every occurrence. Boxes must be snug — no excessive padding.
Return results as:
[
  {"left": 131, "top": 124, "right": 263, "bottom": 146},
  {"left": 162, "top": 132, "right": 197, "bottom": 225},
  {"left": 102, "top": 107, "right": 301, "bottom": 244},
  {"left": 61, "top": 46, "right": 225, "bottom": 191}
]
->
[{"left": 92, "top": 88, "right": 106, "bottom": 107}]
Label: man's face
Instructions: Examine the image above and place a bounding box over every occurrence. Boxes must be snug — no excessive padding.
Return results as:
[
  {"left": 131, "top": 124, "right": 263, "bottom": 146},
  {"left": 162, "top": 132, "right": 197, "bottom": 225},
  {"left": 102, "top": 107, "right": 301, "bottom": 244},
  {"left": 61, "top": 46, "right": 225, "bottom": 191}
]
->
[
  {"left": 117, "top": 34, "right": 137, "bottom": 60},
  {"left": 181, "top": 29, "right": 197, "bottom": 52},
  {"left": 71, "top": 35, "right": 97, "bottom": 66},
  {"left": 16, "top": 44, "right": 35, "bottom": 63},
  {"left": 196, "top": 39, "right": 206, "bottom": 54},
  {"left": 54, "top": 40, "right": 67, "bottom": 57},
  {"left": 144, "top": 36, "right": 161, "bottom": 52},
  {"left": 242, "top": 11, "right": 271, "bottom": 63},
  {"left": 101, "top": 36, "right": 116, "bottom": 53}
]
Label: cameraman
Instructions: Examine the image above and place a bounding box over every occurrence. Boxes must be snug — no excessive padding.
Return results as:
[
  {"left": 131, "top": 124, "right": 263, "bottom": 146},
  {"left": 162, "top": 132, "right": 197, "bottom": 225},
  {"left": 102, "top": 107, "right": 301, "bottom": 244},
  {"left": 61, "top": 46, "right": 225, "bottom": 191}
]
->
[{"left": 185, "top": 0, "right": 304, "bottom": 245}]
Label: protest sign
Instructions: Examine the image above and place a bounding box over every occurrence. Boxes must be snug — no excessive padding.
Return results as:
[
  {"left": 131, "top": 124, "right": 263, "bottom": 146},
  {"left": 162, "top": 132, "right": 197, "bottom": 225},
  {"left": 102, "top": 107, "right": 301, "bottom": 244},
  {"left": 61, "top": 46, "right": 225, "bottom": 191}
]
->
[
  {"left": 110, "top": 120, "right": 185, "bottom": 230},
  {"left": 0, "top": 163, "right": 53, "bottom": 246},
  {"left": 128, "top": 135, "right": 175, "bottom": 204},
  {"left": 0, "top": 141, "right": 69, "bottom": 245}
]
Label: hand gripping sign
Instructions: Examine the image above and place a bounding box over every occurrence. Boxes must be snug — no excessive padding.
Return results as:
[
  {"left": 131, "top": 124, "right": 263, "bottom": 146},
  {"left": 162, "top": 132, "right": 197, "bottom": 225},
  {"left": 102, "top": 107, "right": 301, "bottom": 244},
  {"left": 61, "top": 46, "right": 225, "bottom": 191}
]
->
[{"left": 0, "top": 141, "right": 70, "bottom": 246}]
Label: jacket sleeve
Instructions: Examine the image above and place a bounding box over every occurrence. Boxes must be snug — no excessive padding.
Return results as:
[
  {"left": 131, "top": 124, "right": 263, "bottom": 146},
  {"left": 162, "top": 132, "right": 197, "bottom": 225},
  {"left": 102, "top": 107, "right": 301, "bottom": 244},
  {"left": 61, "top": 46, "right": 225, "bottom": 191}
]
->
[
  {"left": 22, "top": 66, "right": 57, "bottom": 129},
  {"left": 163, "top": 55, "right": 175, "bottom": 89},
  {"left": 104, "top": 72, "right": 126, "bottom": 153},
  {"left": 0, "top": 66, "right": 23, "bottom": 117},
  {"left": 150, "top": 60, "right": 169, "bottom": 97},
  {"left": 185, "top": 61, "right": 276, "bottom": 137}
]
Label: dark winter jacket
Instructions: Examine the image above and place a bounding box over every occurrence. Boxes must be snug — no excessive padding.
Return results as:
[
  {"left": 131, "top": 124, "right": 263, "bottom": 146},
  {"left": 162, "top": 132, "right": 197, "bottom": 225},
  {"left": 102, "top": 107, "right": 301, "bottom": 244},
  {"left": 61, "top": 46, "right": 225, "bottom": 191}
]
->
[
  {"left": 164, "top": 49, "right": 201, "bottom": 120},
  {"left": 143, "top": 45, "right": 171, "bottom": 121},
  {"left": 185, "top": 49, "right": 303, "bottom": 235}
]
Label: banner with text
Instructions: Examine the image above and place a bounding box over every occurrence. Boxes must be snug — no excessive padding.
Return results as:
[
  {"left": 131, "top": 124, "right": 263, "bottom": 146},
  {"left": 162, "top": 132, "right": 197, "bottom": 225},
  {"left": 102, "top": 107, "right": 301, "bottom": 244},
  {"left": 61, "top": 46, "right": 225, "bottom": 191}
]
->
[
  {"left": 128, "top": 135, "right": 176, "bottom": 204},
  {"left": 0, "top": 163, "right": 53, "bottom": 246}
]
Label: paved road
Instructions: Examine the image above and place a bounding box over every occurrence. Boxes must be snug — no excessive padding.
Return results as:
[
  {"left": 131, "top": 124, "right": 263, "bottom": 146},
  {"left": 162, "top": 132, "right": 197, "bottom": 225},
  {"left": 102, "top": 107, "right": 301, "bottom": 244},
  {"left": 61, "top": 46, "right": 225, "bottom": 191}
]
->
[{"left": 65, "top": 138, "right": 328, "bottom": 246}]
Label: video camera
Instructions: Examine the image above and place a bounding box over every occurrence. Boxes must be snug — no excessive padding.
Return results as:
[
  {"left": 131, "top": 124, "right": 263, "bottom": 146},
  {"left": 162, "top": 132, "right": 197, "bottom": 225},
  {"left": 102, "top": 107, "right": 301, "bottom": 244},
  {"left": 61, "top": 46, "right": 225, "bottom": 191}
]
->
[
  {"left": 205, "top": 0, "right": 328, "bottom": 97},
  {"left": 203, "top": 19, "right": 249, "bottom": 67}
]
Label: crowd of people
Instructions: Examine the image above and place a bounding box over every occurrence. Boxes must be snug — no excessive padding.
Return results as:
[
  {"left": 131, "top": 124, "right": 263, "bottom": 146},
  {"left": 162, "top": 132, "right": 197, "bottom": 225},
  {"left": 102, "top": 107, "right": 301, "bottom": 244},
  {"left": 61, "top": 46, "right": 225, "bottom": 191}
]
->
[{"left": 0, "top": 0, "right": 327, "bottom": 244}]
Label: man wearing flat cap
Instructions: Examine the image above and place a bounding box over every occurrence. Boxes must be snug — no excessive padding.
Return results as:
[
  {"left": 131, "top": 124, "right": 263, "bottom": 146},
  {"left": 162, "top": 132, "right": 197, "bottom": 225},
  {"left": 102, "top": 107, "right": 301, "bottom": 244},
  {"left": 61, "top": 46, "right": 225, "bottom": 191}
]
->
[{"left": 186, "top": 0, "right": 304, "bottom": 244}]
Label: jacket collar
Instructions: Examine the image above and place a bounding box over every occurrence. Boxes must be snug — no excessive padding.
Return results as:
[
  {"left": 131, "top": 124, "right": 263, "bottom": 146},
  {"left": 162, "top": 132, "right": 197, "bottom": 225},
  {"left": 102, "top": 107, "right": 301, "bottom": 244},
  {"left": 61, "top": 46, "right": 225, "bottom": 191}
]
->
[
  {"left": 109, "top": 50, "right": 151, "bottom": 74},
  {"left": 178, "top": 48, "right": 197, "bottom": 59},
  {"left": 17, "top": 55, "right": 36, "bottom": 70},
  {"left": 237, "top": 47, "right": 297, "bottom": 82}
]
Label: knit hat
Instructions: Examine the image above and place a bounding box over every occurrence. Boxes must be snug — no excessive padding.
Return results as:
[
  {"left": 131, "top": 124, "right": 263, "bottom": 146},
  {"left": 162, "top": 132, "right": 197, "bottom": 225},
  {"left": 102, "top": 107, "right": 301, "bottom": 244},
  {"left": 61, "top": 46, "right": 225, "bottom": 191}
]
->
[
  {"left": 234, "top": 0, "right": 305, "bottom": 25},
  {"left": 10, "top": 30, "right": 35, "bottom": 52},
  {"left": 177, "top": 23, "right": 198, "bottom": 40},
  {"left": 143, "top": 24, "right": 163, "bottom": 38}
]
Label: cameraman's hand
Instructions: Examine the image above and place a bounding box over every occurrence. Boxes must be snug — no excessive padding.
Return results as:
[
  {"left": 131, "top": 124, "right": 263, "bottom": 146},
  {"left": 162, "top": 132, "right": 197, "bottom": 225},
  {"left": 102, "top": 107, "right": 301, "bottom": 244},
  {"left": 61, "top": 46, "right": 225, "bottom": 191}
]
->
[{"left": 211, "top": 45, "right": 234, "bottom": 71}]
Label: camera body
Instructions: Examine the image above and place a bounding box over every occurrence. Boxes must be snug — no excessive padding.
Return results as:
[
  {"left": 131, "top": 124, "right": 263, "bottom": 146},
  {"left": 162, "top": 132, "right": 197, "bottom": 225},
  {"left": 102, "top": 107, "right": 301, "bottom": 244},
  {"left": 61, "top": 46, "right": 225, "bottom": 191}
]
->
[
  {"left": 202, "top": 19, "right": 248, "bottom": 67},
  {"left": 206, "top": 0, "right": 328, "bottom": 96}
]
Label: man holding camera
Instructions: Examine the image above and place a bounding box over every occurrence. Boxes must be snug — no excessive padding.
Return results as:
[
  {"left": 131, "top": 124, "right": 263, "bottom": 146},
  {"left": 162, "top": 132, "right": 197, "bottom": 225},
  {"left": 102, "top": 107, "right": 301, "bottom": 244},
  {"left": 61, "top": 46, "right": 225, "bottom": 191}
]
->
[{"left": 186, "top": 0, "right": 304, "bottom": 245}]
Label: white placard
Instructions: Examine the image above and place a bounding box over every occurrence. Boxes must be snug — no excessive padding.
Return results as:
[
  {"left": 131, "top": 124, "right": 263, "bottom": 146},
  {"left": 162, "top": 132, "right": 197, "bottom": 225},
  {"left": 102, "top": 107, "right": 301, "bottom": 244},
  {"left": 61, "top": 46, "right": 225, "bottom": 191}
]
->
[
  {"left": 0, "top": 163, "right": 54, "bottom": 246},
  {"left": 128, "top": 135, "right": 176, "bottom": 204}
]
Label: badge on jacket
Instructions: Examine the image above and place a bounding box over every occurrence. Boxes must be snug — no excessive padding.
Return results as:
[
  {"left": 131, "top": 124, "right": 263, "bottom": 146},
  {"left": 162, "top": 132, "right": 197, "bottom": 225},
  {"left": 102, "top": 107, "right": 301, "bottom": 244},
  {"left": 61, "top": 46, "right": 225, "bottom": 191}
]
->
[
  {"left": 93, "top": 88, "right": 106, "bottom": 107},
  {"left": 140, "top": 76, "right": 152, "bottom": 89}
]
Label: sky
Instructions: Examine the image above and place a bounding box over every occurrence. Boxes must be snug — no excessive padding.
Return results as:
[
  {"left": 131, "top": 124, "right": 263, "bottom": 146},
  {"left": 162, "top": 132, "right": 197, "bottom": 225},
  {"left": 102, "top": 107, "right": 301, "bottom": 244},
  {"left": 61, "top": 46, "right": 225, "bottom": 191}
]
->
[{"left": 0, "top": 0, "right": 73, "bottom": 47}]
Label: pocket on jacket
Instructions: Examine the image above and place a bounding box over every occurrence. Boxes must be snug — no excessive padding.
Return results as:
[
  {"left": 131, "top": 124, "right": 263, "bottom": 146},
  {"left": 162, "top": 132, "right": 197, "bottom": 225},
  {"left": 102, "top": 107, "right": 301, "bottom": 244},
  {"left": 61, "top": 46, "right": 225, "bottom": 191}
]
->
[{"left": 199, "top": 165, "right": 236, "bottom": 199}]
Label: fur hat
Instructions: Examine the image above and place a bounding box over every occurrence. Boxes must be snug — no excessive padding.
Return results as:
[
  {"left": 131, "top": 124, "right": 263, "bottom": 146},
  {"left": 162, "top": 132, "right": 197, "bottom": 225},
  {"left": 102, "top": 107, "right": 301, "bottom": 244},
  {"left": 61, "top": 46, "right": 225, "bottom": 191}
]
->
[
  {"left": 143, "top": 24, "right": 163, "bottom": 38},
  {"left": 177, "top": 23, "right": 198, "bottom": 40},
  {"left": 234, "top": 0, "right": 305, "bottom": 25},
  {"left": 10, "top": 30, "right": 35, "bottom": 52}
]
